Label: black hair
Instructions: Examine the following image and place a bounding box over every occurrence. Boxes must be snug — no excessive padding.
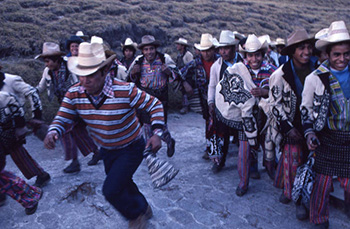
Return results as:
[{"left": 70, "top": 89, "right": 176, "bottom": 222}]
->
[
  {"left": 325, "top": 41, "right": 350, "bottom": 55},
  {"left": 288, "top": 40, "right": 314, "bottom": 57},
  {"left": 0, "top": 71, "right": 5, "bottom": 89},
  {"left": 44, "top": 55, "right": 62, "bottom": 63},
  {"left": 123, "top": 46, "right": 136, "bottom": 54}
]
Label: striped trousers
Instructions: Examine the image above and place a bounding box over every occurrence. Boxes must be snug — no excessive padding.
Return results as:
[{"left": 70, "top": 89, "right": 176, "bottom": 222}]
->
[
  {"left": 238, "top": 140, "right": 251, "bottom": 191},
  {"left": 8, "top": 146, "right": 45, "bottom": 179},
  {"left": 0, "top": 170, "right": 42, "bottom": 208},
  {"left": 310, "top": 174, "right": 350, "bottom": 224},
  {"left": 62, "top": 121, "right": 98, "bottom": 161},
  {"left": 274, "top": 143, "right": 303, "bottom": 199}
]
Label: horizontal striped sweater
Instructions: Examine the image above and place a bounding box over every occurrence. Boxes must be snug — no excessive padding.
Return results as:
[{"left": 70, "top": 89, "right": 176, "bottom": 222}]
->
[{"left": 49, "top": 79, "right": 164, "bottom": 149}]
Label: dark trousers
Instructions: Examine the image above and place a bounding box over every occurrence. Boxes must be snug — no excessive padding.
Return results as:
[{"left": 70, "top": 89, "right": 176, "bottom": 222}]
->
[{"left": 101, "top": 138, "right": 148, "bottom": 220}]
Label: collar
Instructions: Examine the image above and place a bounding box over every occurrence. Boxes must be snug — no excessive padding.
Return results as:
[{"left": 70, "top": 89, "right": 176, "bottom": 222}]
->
[{"left": 79, "top": 74, "right": 115, "bottom": 98}]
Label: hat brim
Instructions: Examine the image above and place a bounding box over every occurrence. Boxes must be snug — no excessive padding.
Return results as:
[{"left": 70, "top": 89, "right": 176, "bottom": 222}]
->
[
  {"left": 137, "top": 41, "right": 161, "bottom": 49},
  {"left": 316, "top": 38, "right": 350, "bottom": 51},
  {"left": 35, "top": 51, "right": 66, "bottom": 60},
  {"left": 175, "top": 41, "right": 191, "bottom": 46},
  {"left": 239, "top": 41, "right": 268, "bottom": 53},
  {"left": 194, "top": 43, "right": 214, "bottom": 51},
  {"left": 67, "top": 54, "right": 116, "bottom": 76},
  {"left": 280, "top": 38, "right": 315, "bottom": 56}
]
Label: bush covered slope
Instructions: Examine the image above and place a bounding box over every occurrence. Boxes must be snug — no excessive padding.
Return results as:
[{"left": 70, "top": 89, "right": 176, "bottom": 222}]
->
[{"left": 0, "top": 0, "right": 349, "bottom": 121}]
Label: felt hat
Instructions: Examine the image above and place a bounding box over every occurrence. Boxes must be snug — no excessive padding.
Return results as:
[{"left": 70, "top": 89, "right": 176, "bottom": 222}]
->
[
  {"left": 213, "top": 30, "right": 238, "bottom": 47},
  {"left": 239, "top": 34, "right": 268, "bottom": 53},
  {"left": 174, "top": 38, "right": 191, "bottom": 46},
  {"left": 65, "top": 35, "right": 84, "bottom": 50},
  {"left": 194, "top": 33, "right": 215, "bottom": 51},
  {"left": 67, "top": 36, "right": 116, "bottom": 76},
  {"left": 121, "top": 38, "right": 138, "bottom": 50},
  {"left": 35, "top": 42, "right": 65, "bottom": 59},
  {"left": 281, "top": 28, "right": 314, "bottom": 55},
  {"left": 316, "top": 21, "right": 350, "bottom": 51},
  {"left": 137, "top": 35, "right": 161, "bottom": 49}
]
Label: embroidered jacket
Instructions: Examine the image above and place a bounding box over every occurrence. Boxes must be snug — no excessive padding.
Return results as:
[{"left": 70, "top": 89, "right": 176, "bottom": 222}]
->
[
  {"left": 48, "top": 79, "right": 164, "bottom": 150},
  {"left": 300, "top": 60, "right": 346, "bottom": 136},
  {"left": 2, "top": 73, "right": 42, "bottom": 119}
]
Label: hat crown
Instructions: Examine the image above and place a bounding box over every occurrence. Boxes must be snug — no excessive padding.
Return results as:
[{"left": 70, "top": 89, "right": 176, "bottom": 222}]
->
[
  {"left": 219, "top": 30, "right": 236, "bottom": 45},
  {"left": 42, "top": 42, "right": 61, "bottom": 54},
  {"left": 141, "top": 35, "right": 156, "bottom": 44},
  {"left": 77, "top": 42, "right": 106, "bottom": 68},
  {"left": 326, "top": 20, "right": 350, "bottom": 42},
  {"left": 258, "top": 35, "right": 271, "bottom": 44},
  {"left": 124, "top": 38, "right": 134, "bottom": 46},
  {"left": 245, "top": 34, "right": 263, "bottom": 52},
  {"left": 275, "top": 38, "right": 286, "bottom": 46},
  {"left": 315, "top": 28, "right": 329, "bottom": 40},
  {"left": 286, "top": 28, "right": 311, "bottom": 47},
  {"left": 177, "top": 38, "right": 188, "bottom": 44},
  {"left": 76, "top": 31, "right": 85, "bottom": 37}
]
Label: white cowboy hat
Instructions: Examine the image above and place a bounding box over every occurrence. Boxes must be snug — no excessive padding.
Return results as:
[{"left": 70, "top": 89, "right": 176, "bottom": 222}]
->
[
  {"left": 137, "top": 35, "right": 161, "bottom": 49},
  {"left": 315, "top": 28, "right": 329, "bottom": 40},
  {"left": 121, "top": 38, "right": 138, "bottom": 50},
  {"left": 281, "top": 28, "right": 314, "bottom": 55},
  {"left": 213, "top": 30, "right": 238, "bottom": 47},
  {"left": 239, "top": 34, "right": 268, "bottom": 53},
  {"left": 75, "top": 31, "right": 89, "bottom": 40},
  {"left": 316, "top": 21, "right": 350, "bottom": 51},
  {"left": 271, "top": 37, "right": 286, "bottom": 47},
  {"left": 194, "top": 33, "right": 215, "bottom": 51},
  {"left": 35, "top": 42, "right": 65, "bottom": 59},
  {"left": 258, "top": 35, "right": 272, "bottom": 45},
  {"left": 174, "top": 38, "right": 191, "bottom": 46},
  {"left": 67, "top": 39, "right": 116, "bottom": 76}
]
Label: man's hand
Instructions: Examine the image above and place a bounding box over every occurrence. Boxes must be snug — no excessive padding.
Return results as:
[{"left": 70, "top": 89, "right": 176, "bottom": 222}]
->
[
  {"left": 161, "top": 64, "right": 172, "bottom": 76},
  {"left": 287, "top": 128, "right": 303, "bottom": 141},
  {"left": 44, "top": 130, "right": 59, "bottom": 149},
  {"left": 306, "top": 133, "right": 319, "bottom": 151},
  {"left": 183, "top": 81, "right": 193, "bottom": 96},
  {"left": 145, "top": 135, "right": 162, "bottom": 153},
  {"left": 250, "top": 88, "right": 269, "bottom": 98}
]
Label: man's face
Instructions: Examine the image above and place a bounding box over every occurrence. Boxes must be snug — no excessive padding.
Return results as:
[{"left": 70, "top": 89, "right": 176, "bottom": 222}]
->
[
  {"left": 70, "top": 43, "right": 79, "bottom": 57},
  {"left": 123, "top": 47, "right": 135, "bottom": 60},
  {"left": 246, "top": 51, "right": 263, "bottom": 70},
  {"left": 200, "top": 48, "right": 215, "bottom": 62},
  {"left": 292, "top": 42, "right": 312, "bottom": 68},
  {"left": 176, "top": 44, "right": 185, "bottom": 53},
  {"left": 219, "top": 46, "right": 235, "bottom": 62},
  {"left": 44, "top": 57, "right": 60, "bottom": 71},
  {"left": 79, "top": 70, "right": 106, "bottom": 96},
  {"left": 142, "top": 45, "right": 157, "bottom": 63},
  {"left": 328, "top": 43, "right": 350, "bottom": 71}
]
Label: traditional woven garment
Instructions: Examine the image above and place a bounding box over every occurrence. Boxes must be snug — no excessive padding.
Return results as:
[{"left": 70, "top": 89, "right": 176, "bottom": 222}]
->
[{"left": 315, "top": 128, "right": 350, "bottom": 178}]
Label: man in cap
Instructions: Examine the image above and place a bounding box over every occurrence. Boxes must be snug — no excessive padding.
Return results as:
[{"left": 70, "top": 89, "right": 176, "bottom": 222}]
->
[
  {"left": 0, "top": 65, "right": 50, "bottom": 195},
  {"left": 128, "top": 35, "right": 179, "bottom": 157},
  {"left": 120, "top": 38, "right": 138, "bottom": 70},
  {"left": 207, "top": 30, "right": 243, "bottom": 173},
  {"left": 174, "top": 38, "right": 194, "bottom": 114},
  {"left": 44, "top": 38, "right": 164, "bottom": 229},
  {"left": 240, "top": 34, "right": 277, "bottom": 180},
  {"left": 180, "top": 33, "right": 219, "bottom": 160},
  {"left": 301, "top": 20, "right": 350, "bottom": 228},
  {"left": 36, "top": 42, "right": 101, "bottom": 173},
  {"left": 269, "top": 28, "right": 316, "bottom": 220}
]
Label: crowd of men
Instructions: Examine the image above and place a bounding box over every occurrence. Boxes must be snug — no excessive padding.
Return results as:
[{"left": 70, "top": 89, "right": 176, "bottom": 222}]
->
[{"left": 1, "top": 20, "right": 350, "bottom": 229}]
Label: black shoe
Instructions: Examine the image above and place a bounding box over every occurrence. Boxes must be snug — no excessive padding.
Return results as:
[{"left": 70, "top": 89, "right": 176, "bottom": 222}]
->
[
  {"left": 0, "top": 193, "right": 6, "bottom": 207},
  {"left": 236, "top": 186, "right": 247, "bottom": 197},
  {"left": 25, "top": 189, "right": 43, "bottom": 215},
  {"left": 34, "top": 172, "right": 51, "bottom": 188},
  {"left": 87, "top": 151, "right": 101, "bottom": 166},
  {"left": 212, "top": 162, "right": 224, "bottom": 174},
  {"left": 279, "top": 193, "right": 291, "bottom": 204},
  {"left": 313, "top": 221, "right": 329, "bottom": 229},
  {"left": 63, "top": 160, "right": 81, "bottom": 173},
  {"left": 167, "top": 138, "right": 176, "bottom": 157},
  {"left": 296, "top": 203, "right": 309, "bottom": 220}
]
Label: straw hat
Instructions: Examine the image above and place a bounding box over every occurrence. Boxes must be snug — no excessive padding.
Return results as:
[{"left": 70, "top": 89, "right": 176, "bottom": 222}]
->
[
  {"left": 174, "top": 38, "right": 191, "bottom": 46},
  {"left": 213, "top": 30, "right": 238, "bottom": 47},
  {"left": 67, "top": 37, "right": 116, "bottom": 76},
  {"left": 281, "top": 28, "right": 314, "bottom": 55},
  {"left": 137, "top": 35, "right": 161, "bottom": 49},
  {"left": 35, "top": 42, "right": 65, "bottom": 59},
  {"left": 194, "top": 33, "right": 215, "bottom": 51},
  {"left": 121, "top": 38, "right": 138, "bottom": 50},
  {"left": 233, "top": 31, "right": 246, "bottom": 41},
  {"left": 316, "top": 21, "right": 350, "bottom": 51},
  {"left": 239, "top": 34, "right": 268, "bottom": 53},
  {"left": 75, "top": 31, "right": 89, "bottom": 41}
]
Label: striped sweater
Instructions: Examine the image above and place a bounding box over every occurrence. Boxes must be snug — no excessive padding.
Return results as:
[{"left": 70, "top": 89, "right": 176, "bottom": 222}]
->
[{"left": 49, "top": 79, "right": 164, "bottom": 149}]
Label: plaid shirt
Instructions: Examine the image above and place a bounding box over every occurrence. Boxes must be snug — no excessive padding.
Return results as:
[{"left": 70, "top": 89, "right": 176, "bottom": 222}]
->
[{"left": 79, "top": 74, "right": 114, "bottom": 105}]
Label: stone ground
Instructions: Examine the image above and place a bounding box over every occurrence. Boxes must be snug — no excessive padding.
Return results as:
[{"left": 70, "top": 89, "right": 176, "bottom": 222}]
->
[{"left": 1, "top": 111, "right": 349, "bottom": 229}]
